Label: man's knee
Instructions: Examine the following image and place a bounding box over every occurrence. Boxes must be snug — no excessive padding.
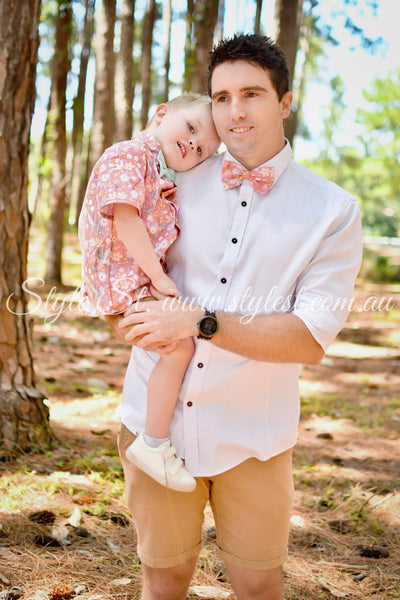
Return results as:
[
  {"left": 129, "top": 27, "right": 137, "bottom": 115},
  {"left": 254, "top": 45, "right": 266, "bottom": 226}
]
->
[
  {"left": 225, "top": 564, "right": 283, "bottom": 600},
  {"left": 141, "top": 557, "right": 197, "bottom": 600}
]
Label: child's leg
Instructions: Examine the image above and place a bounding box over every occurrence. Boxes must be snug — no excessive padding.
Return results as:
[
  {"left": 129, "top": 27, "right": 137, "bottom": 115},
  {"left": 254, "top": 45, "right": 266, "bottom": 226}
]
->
[
  {"left": 126, "top": 336, "right": 197, "bottom": 492},
  {"left": 145, "top": 336, "right": 194, "bottom": 439}
]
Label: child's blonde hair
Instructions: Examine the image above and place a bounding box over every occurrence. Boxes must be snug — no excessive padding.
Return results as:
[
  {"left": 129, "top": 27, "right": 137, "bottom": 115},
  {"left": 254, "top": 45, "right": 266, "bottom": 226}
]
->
[
  {"left": 167, "top": 92, "right": 211, "bottom": 110},
  {"left": 147, "top": 93, "right": 211, "bottom": 127}
]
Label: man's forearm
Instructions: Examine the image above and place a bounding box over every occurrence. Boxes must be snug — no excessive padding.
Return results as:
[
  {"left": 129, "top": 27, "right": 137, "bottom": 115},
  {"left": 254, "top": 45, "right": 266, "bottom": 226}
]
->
[
  {"left": 119, "top": 300, "right": 324, "bottom": 365},
  {"left": 210, "top": 311, "right": 324, "bottom": 365}
]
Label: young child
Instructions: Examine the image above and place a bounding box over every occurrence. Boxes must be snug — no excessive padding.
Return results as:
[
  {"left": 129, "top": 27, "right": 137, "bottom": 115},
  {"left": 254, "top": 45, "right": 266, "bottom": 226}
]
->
[{"left": 79, "top": 93, "right": 220, "bottom": 492}]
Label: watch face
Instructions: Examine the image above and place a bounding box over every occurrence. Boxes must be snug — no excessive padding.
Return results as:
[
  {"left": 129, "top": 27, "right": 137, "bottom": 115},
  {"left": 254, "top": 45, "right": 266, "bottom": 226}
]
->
[{"left": 200, "top": 316, "right": 218, "bottom": 337}]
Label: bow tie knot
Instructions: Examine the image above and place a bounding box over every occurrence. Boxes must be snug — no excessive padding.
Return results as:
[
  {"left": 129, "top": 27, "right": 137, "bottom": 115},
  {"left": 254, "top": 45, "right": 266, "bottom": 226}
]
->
[{"left": 222, "top": 160, "right": 274, "bottom": 195}]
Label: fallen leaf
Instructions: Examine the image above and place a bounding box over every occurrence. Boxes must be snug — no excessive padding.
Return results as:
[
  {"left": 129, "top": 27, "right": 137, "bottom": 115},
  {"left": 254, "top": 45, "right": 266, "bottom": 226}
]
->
[
  {"left": 315, "top": 576, "right": 349, "bottom": 598},
  {"left": 189, "top": 585, "right": 231, "bottom": 599},
  {"left": 67, "top": 506, "right": 82, "bottom": 528},
  {"left": 110, "top": 578, "right": 132, "bottom": 586}
]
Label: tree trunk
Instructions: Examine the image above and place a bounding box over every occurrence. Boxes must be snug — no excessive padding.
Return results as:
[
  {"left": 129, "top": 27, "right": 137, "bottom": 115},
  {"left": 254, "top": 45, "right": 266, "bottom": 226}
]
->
[
  {"left": 162, "top": 0, "right": 172, "bottom": 102},
  {"left": 115, "top": 0, "right": 135, "bottom": 141},
  {"left": 70, "top": 0, "right": 95, "bottom": 225},
  {"left": 90, "top": 0, "right": 116, "bottom": 164},
  {"left": 183, "top": 0, "right": 195, "bottom": 92},
  {"left": 190, "top": 0, "right": 219, "bottom": 94},
  {"left": 32, "top": 89, "right": 52, "bottom": 220},
  {"left": 0, "top": 0, "right": 52, "bottom": 458},
  {"left": 215, "top": 0, "right": 225, "bottom": 40},
  {"left": 254, "top": 0, "right": 263, "bottom": 34},
  {"left": 44, "top": 0, "right": 73, "bottom": 284},
  {"left": 140, "top": 0, "right": 157, "bottom": 129},
  {"left": 273, "top": 0, "right": 304, "bottom": 145}
]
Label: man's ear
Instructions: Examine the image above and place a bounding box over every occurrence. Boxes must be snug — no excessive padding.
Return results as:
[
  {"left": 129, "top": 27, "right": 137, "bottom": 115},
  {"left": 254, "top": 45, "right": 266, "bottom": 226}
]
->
[
  {"left": 281, "top": 92, "right": 292, "bottom": 120},
  {"left": 153, "top": 103, "right": 169, "bottom": 124}
]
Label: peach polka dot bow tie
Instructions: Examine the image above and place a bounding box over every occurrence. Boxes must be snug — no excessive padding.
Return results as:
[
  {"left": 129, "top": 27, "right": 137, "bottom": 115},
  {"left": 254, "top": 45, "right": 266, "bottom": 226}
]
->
[{"left": 221, "top": 160, "right": 274, "bottom": 195}]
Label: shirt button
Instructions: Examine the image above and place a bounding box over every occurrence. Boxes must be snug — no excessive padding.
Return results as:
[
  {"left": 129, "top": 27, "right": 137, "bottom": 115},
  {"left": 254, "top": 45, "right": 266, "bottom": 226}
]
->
[
  {"left": 241, "top": 201, "right": 247, "bottom": 207},
  {"left": 187, "top": 401, "right": 193, "bottom": 407},
  {"left": 221, "top": 277, "right": 227, "bottom": 284},
  {"left": 197, "top": 362, "right": 204, "bottom": 368},
  {"left": 232, "top": 238, "right": 238, "bottom": 244}
]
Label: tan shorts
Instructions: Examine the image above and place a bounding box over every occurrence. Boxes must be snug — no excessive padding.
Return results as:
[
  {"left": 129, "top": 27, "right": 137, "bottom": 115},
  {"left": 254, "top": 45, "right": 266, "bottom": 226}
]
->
[{"left": 118, "top": 424, "right": 294, "bottom": 570}]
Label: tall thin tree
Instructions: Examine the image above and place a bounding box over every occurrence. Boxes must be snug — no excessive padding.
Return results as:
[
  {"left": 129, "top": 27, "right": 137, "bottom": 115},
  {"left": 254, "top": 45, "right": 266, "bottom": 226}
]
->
[
  {"left": 254, "top": 0, "right": 263, "bottom": 34},
  {"left": 115, "top": 0, "right": 136, "bottom": 142},
  {"left": 0, "top": 0, "right": 52, "bottom": 456},
  {"left": 183, "top": 0, "right": 195, "bottom": 92},
  {"left": 90, "top": 0, "right": 116, "bottom": 164},
  {"left": 70, "top": 0, "right": 96, "bottom": 224},
  {"left": 162, "top": 0, "right": 172, "bottom": 102},
  {"left": 45, "top": 0, "right": 73, "bottom": 284},
  {"left": 273, "top": 0, "right": 304, "bottom": 145},
  {"left": 189, "top": 0, "right": 219, "bottom": 94},
  {"left": 140, "top": 0, "right": 157, "bottom": 129}
]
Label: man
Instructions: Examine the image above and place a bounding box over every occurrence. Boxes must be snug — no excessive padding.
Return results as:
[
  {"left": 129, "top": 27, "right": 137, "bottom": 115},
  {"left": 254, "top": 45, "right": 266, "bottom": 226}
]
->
[{"left": 110, "top": 34, "right": 363, "bottom": 600}]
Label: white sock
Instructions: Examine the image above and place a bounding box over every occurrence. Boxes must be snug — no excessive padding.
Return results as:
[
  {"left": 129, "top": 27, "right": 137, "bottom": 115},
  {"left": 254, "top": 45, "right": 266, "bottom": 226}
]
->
[{"left": 143, "top": 433, "right": 169, "bottom": 448}]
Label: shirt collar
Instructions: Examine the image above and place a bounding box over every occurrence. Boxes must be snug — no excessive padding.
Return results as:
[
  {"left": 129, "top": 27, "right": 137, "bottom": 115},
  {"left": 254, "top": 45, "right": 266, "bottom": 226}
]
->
[{"left": 138, "top": 131, "right": 163, "bottom": 155}]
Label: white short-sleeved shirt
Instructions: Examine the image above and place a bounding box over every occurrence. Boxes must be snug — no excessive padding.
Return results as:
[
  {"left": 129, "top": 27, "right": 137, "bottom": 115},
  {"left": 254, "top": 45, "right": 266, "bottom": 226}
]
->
[{"left": 120, "top": 142, "right": 363, "bottom": 476}]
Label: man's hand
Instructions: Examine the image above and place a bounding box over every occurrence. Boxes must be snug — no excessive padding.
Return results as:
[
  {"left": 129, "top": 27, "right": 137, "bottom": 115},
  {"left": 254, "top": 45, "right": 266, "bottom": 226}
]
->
[
  {"left": 104, "top": 313, "right": 127, "bottom": 344},
  {"left": 118, "top": 298, "right": 202, "bottom": 354}
]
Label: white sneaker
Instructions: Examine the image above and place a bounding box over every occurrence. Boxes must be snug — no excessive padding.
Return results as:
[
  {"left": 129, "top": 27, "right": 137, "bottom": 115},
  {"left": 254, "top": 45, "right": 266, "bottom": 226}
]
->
[{"left": 126, "top": 433, "right": 196, "bottom": 492}]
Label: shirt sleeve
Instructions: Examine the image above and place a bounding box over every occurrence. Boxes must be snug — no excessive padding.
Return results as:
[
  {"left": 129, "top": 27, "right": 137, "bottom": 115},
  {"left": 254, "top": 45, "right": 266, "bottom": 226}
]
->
[
  {"left": 94, "top": 141, "right": 149, "bottom": 218},
  {"left": 292, "top": 196, "right": 363, "bottom": 352}
]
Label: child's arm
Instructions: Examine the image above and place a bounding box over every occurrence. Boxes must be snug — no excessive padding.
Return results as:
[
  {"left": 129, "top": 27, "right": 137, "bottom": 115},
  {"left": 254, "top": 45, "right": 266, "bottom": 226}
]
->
[{"left": 114, "top": 203, "right": 179, "bottom": 298}]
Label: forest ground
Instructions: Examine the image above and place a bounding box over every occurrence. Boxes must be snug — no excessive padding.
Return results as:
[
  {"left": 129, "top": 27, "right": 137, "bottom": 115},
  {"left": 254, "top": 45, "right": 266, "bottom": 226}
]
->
[{"left": 0, "top": 231, "right": 399, "bottom": 600}]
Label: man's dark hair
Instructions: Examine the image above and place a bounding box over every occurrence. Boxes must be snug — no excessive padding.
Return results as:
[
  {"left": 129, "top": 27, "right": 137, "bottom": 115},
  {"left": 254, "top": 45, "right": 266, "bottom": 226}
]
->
[{"left": 207, "top": 33, "right": 290, "bottom": 100}]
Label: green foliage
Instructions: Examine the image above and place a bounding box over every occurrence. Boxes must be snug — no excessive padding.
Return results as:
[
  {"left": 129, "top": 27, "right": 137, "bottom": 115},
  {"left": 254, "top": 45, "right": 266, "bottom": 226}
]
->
[
  {"left": 360, "top": 248, "right": 400, "bottom": 283},
  {"left": 301, "top": 67, "right": 400, "bottom": 238}
]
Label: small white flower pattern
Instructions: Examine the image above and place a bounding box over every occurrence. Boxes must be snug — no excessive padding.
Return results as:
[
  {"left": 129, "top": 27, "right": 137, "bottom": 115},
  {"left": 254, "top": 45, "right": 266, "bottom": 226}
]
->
[{"left": 79, "top": 132, "right": 179, "bottom": 316}]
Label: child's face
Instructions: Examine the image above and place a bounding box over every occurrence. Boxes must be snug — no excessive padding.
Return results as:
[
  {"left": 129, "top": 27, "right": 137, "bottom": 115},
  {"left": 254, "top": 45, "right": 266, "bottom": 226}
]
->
[{"left": 151, "top": 103, "right": 220, "bottom": 171}]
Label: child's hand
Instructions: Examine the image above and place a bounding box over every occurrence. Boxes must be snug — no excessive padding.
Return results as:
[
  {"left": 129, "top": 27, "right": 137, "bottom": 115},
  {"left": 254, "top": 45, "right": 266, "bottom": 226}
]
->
[{"left": 152, "top": 273, "right": 180, "bottom": 298}]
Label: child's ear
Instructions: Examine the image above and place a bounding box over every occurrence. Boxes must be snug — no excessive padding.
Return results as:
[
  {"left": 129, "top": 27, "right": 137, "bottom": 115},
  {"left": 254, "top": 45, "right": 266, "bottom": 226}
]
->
[{"left": 154, "top": 104, "right": 169, "bottom": 124}]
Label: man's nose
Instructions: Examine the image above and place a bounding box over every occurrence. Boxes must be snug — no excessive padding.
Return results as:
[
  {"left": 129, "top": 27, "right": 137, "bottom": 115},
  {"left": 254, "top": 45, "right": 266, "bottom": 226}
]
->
[{"left": 231, "top": 98, "right": 245, "bottom": 120}]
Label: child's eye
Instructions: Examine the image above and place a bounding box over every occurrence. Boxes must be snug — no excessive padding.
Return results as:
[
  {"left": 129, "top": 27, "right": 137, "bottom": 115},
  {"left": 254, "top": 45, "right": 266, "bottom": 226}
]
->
[
  {"left": 197, "top": 146, "right": 202, "bottom": 156},
  {"left": 188, "top": 123, "right": 194, "bottom": 132}
]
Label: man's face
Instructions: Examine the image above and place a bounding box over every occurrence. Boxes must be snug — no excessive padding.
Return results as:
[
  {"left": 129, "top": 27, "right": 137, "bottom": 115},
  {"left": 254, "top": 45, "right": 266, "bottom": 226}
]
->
[
  {"left": 152, "top": 103, "right": 220, "bottom": 172},
  {"left": 210, "top": 60, "right": 292, "bottom": 170}
]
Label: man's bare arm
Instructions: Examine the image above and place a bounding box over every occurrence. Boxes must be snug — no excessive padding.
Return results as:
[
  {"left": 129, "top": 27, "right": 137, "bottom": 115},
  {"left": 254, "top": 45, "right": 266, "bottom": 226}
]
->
[{"left": 117, "top": 299, "right": 324, "bottom": 365}]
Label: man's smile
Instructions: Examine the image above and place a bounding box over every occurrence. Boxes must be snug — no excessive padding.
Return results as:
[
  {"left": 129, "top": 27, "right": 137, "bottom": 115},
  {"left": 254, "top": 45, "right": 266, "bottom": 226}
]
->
[{"left": 230, "top": 126, "right": 253, "bottom": 134}]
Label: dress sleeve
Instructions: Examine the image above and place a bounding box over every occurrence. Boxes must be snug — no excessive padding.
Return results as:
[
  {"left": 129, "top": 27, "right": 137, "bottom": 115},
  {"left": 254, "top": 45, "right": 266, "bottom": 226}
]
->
[
  {"left": 94, "top": 140, "right": 149, "bottom": 218},
  {"left": 292, "top": 197, "right": 363, "bottom": 352}
]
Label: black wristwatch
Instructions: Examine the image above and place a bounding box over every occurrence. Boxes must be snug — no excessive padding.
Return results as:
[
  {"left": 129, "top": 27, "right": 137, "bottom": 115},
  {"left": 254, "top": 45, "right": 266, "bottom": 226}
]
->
[{"left": 197, "top": 309, "right": 219, "bottom": 340}]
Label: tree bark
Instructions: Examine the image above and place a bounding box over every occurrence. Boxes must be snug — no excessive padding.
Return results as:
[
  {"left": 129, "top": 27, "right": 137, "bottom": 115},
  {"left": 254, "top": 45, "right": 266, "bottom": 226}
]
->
[
  {"left": 115, "top": 0, "right": 135, "bottom": 141},
  {"left": 183, "top": 0, "right": 195, "bottom": 92},
  {"left": 162, "top": 0, "right": 172, "bottom": 102},
  {"left": 190, "top": 0, "right": 219, "bottom": 94},
  {"left": 140, "top": 0, "right": 157, "bottom": 129},
  {"left": 254, "top": 0, "right": 263, "bottom": 34},
  {"left": 44, "top": 0, "right": 73, "bottom": 284},
  {"left": 273, "top": 0, "right": 304, "bottom": 145},
  {"left": 0, "top": 0, "right": 52, "bottom": 458},
  {"left": 70, "top": 0, "right": 95, "bottom": 224},
  {"left": 90, "top": 0, "right": 116, "bottom": 164}
]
